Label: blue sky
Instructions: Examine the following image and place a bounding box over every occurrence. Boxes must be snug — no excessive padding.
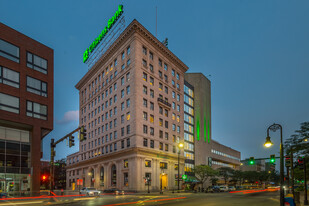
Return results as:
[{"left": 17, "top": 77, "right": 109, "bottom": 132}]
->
[{"left": 1, "top": 0, "right": 308, "bottom": 162}]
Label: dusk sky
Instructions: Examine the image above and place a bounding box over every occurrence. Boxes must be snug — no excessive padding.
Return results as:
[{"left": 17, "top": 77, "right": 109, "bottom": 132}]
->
[{"left": 1, "top": 0, "right": 308, "bottom": 163}]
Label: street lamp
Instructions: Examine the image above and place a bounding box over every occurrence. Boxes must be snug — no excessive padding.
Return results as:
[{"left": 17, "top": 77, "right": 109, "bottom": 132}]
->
[
  {"left": 264, "top": 123, "right": 284, "bottom": 206},
  {"left": 178, "top": 143, "right": 184, "bottom": 193}
]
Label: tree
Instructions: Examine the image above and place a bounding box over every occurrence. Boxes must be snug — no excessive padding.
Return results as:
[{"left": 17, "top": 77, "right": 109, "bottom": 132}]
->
[
  {"left": 218, "top": 167, "right": 234, "bottom": 185},
  {"left": 211, "top": 177, "right": 219, "bottom": 186},
  {"left": 285, "top": 122, "right": 309, "bottom": 156},
  {"left": 194, "top": 165, "right": 218, "bottom": 190},
  {"left": 232, "top": 170, "right": 244, "bottom": 185}
]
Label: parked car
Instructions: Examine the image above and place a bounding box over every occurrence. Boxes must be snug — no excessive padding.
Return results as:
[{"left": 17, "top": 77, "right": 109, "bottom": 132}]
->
[
  {"left": 103, "top": 188, "right": 125, "bottom": 195},
  {"left": 228, "top": 186, "right": 236, "bottom": 191},
  {"left": 219, "top": 185, "right": 229, "bottom": 192},
  {"left": 206, "top": 186, "right": 220, "bottom": 193},
  {"left": 80, "top": 187, "right": 101, "bottom": 196}
]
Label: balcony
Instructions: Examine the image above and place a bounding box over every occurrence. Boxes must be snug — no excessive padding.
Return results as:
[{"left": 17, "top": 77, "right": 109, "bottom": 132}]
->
[{"left": 157, "top": 97, "right": 171, "bottom": 108}]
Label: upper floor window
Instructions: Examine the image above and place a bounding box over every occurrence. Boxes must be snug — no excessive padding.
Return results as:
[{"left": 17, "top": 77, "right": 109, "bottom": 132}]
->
[
  {"left": 172, "top": 69, "right": 175, "bottom": 76},
  {"left": 164, "top": 63, "right": 168, "bottom": 71},
  {"left": 27, "top": 52, "right": 48, "bottom": 74},
  {"left": 0, "top": 39, "right": 19, "bottom": 63},
  {"left": 158, "top": 59, "right": 162, "bottom": 67},
  {"left": 27, "top": 76, "right": 47, "bottom": 97},
  {"left": 142, "top": 46, "right": 147, "bottom": 55},
  {"left": 127, "top": 46, "right": 131, "bottom": 55},
  {"left": 0, "top": 92, "right": 19, "bottom": 114},
  {"left": 0, "top": 66, "right": 19, "bottom": 88},
  {"left": 26, "top": 101, "right": 47, "bottom": 120},
  {"left": 149, "top": 52, "right": 153, "bottom": 60}
]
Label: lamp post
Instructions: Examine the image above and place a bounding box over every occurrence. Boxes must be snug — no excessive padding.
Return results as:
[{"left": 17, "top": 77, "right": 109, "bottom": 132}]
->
[
  {"left": 264, "top": 123, "right": 284, "bottom": 206},
  {"left": 178, "top": 143, "right": 184, "bottom": 193}
]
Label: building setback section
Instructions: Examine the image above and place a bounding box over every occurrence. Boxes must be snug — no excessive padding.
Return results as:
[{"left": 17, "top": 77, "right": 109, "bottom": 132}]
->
[{"left": 0, "top": 22, "right": 54, "bottom": 194}]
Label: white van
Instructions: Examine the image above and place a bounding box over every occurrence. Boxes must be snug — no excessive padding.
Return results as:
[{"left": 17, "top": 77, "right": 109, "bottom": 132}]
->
[{"left": 219, "top": 185, "right": 229, "bottom": 192}]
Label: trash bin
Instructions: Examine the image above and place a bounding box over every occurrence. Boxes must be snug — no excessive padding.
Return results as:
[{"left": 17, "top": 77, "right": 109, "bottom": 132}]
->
[{"left": 284, "top": 194, "right": 295, "bottom": 206}]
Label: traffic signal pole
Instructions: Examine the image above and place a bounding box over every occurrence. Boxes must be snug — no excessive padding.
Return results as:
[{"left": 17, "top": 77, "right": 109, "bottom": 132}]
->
[
  {"left": 49, "top": 127, "right": 82, "bottom": 193},
  {"left": 304, "top": 157, "right": 308, "bottom": 205}
]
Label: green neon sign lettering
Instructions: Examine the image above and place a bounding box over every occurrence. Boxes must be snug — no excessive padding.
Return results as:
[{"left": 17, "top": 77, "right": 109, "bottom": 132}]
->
[{"left": 83, "top": 5, "right": 124, "bottom": 63}]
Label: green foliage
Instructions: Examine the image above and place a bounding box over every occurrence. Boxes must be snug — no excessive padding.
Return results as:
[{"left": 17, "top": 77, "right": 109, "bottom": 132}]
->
[
  {"left": 285, "top": 122, "right": 309, "bottom": 157},
  {"left": 218, "top": 167, "right": 234, "bottom": 184},
  {"left": 194, "top": 165, "right": 218, "bottom": 188}
]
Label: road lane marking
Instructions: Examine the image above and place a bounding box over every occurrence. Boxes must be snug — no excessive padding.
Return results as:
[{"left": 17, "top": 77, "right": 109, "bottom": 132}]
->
[
  {"left": 102, "top": 197, "right": 187, "bottom": 206},
  {"left": 0, "top": 201, "right": 43, "bottom": 205}
]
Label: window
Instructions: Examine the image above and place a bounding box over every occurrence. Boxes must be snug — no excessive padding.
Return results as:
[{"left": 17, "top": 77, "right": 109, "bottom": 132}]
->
[
  {"left": 160, "top": 162, "right": 168, "bottom": 169},
  {"left": 142, "top": 46, "right": 147, "bottom": 55},
  {"left": 165, "top": 144, "right": 169, "bottom": 151},
  {"left": 124, "top": 159, "right": 128, "bottom": 168},
  {"left": 0, "top": 39, "right": 19, "bottom": 63},
  {"left": 172, "top": 91, "right": 175, "bottom": 99},
  {"left": 172, "top": 124, "right": 176, "bottom": 131},
  {"left": 150, "top": 115, "right": 154, "bottom": 123},
  {"left": 26, "top": 101, "right": 47, "bottom": 120},
  {"left": 158, "top": 59, "right": 162, "bottom": 67},
  {"left": 122, "top": 52, "right": 125, "bottom": 60},
  {"left": 150, "top": 140, "right": 154, "bottom": 148},
  {"left": 145, "top": 160, "right": 151, "bottom": 167},
  {"left": 126, "top": 72, "right": 130, "bottom": 81},
  {"left": 159, "top": 71, "right": 162, "bottom": 78},
  {"left": 114, "top": 83, "right": 117, "bottom": 90},
  {"left": 177, "top": 83, "right": 180, "bottom": 90},
  {"left": 143, "top": 72, "right": 147, "bottom": 81},
  {"left": 177, "top": 105, "right": 180, "bottom": 112},
  {"left": 176, "top": 73, "right": 180, "bottom": 80},
  {"left": 127, "top": 59, "right": 131, "bottom": 66},
  {"left": 0, "top": 92, "right": 19, "bottom": 114},
  {"left": 165, "top": 132, "right": 169, "bottom": 140},
  {"left": 164, "top": 74, "right": 168, "bottom": 82},
  {"left": 121, "top": 89, "right": 124, "bottom": 98},
  {"left": 121, "top": 115, "right": 124, "bottom": 123},
  {"left": 121, "top": 127, "right": 124, "bottom": 136},
  {"left": 149, "top": 64, "right": 153, "bottom": 72},
  {"left": 165, "top": 121, "right": 168, "bottom": 128},
  {"left": 143, "top": 125, "right": 148, "bottom": 134},
  {"left": 121, "top": 140, "right": 124, "bottom": 148},
  {"left": 27, "top": 52, "right": 48, "bottom": 74},
  {"left": 159, "top": 142, "right": 163, "bottom": 150},
  {"left": 126, "top": 86, "right": 130, "bottom": 95},
  {"left": 121, "top": 102, "right": 125, "bottom": 110},
  {"left": 143, "top": 99, "right": 147, "bottom": 107},
  {"left": 150, "top": 89, "right": 154, "bottom": 98},
  {"left": 27, "top": 76, "right": 47, "bottom": 97},
  {"left": 159, "top": 83, "right": 163, "bottom": 91},
  {"left": 159, "top": 119, "right": 163, "bottom": 126},
  {"left": 172, "top": 102, "right": 175, "bottom": 110},
  {"left": 114, "top": 58, "right": 118, "bottom": 66},
  {"left": 177, "top": 94, "right": 180, "bottom": 101},
  {"left": 164, "top": 109, "right": 168, "bottom": 117},
  {"left": 150, "top": 127, "right": 154, "bottom": 135},
  {"left": 172, "top": 80, "right": 175, "bottom": 86},
  {"left": 127, "top": 138, "right": 130, "bottom": 147},
  {"left": 127, "top": 125, "right": 131, "bottom": 134},
  {"left": 149, "top": 52, "right": 153, "bottom": 60},
  {"left": 127, "top": 46, "right": 131, "bottom": 55},
  {"left": 121, "top": 77, "right": 124, "bottom": 85},
  {"left": 143, "top": 112, "right": 148, "bottom": 121},
  {"left": 143, "top": 86, "right": 147, "bottom": 95},
  {"left": 159, "top": 106, "right": 163, "bottom": 114},
  {"left": 121, "top": 64, "right": 125, "bottom": 70},
  {"left": 150, "top": 102, "right": 154, "bottom": 111},
  {"left": 126, "top": 112, "right": 130, "bottom": 120},
  {"left": 159, "top": 130, "right": 163, "bottom": 138},
  {"left": 164, "top": 63, "right": 168, "bottom": 71},
  {"left": 142, "top": 59, "right": 147, "bottom": 67},
  {"left": 172, "top": 69, "right": 175, "bottom": 76},
  {"left": 0, "top": 66, "right": 19, "bottom": 88},
  {"left": 126, "top": 99, "right": 130, "bottom": 108},
  {"left": 143, "top": 138, "right": 148, "bottom": 147}
]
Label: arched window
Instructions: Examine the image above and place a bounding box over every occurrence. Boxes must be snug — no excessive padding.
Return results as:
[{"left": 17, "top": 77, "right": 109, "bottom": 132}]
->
[
  {"left": 100, "top": 167, "right": 104, "bottom": 186},
  {"left": 111, "top": 165, "right": 116, "bottom": 186}
]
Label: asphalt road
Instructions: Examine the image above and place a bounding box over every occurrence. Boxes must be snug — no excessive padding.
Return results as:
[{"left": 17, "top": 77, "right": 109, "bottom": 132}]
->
[{"left": 0, "top": 190, "right": 280, "bottom": 206}]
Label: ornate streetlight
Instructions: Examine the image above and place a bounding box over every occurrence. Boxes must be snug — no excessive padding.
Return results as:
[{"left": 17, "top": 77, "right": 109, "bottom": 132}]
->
[{"left": 264, "top": 123, "right": 284, "bottom": 206}]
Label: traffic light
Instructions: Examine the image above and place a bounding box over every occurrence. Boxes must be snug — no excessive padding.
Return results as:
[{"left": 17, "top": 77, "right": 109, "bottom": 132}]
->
[
  {"left": 270, "top": 154, "right": 276, "bottom": 163},
  {"left": 42, "top": 175, "right": 48, "bottom": 181},
  {"left": 80, "top": 126, "right": 87, "bottom": 142},
  {"left": 249, "top": 157, "right": 255, "bottom": 165},
  {"left": 69, "top": 136, "right": 75, "bottom": 147},
  {"left": 182, "top": 174, "right": 187, "bottom": 180},
  {"left": 285, "top": 155, "right": 291, "bottom": 167},
  {"left": 298, "top": 157, "right": 304, "bottom": 169}
]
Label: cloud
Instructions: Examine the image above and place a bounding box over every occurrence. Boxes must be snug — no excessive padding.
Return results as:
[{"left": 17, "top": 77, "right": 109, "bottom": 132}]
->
[{"left": 56, "top": 110, "right": 79, "bottom": 124}]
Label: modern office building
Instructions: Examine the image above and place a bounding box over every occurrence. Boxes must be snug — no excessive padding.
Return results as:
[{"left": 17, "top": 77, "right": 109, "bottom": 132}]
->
[
  {"left": 0, "top": 23, "right": 54, "bottom": 194},
  {"left": 67, "top": 19, "right": 188, "bottom": 191},
  {"left": 184, "top": 74, "right": 241, "bottom": 175}
]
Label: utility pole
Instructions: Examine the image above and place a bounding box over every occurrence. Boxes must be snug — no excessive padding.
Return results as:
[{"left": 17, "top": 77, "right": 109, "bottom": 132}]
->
[
  {"left": 304, "top": 157, "right": 308, "bottom": 205},
  {"left": 50, "top": 139, "right": 55, "bottom": 193}
]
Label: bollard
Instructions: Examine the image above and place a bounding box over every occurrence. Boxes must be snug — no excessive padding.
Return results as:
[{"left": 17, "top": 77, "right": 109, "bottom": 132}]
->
[
  {"left": 294, "top": 192, "right": 300, "bottom": 204},
  {"left": 61, "top": 189, "right": 64, "bottom": 196}
]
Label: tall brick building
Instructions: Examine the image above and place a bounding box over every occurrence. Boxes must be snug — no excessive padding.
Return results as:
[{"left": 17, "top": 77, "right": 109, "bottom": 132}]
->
[{"left": 0, "top": 23, "right": 53, "bottom": 194}]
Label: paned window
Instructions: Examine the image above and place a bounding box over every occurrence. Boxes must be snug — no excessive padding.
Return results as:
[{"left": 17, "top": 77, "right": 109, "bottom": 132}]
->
[
  {"left": 27, "top": 52, "right": 48, "bottom": 74},
  {"left": 26, "top": 101, "right": 47, "bottom": 120},
  {"left": 26, "top": 76, "right": 47, "bottom": 97}
]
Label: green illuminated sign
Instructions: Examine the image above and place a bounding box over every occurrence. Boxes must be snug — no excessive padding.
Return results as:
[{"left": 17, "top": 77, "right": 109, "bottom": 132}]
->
[{"left": 83, "top": 5, "right": 124, "bottom": 63}]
